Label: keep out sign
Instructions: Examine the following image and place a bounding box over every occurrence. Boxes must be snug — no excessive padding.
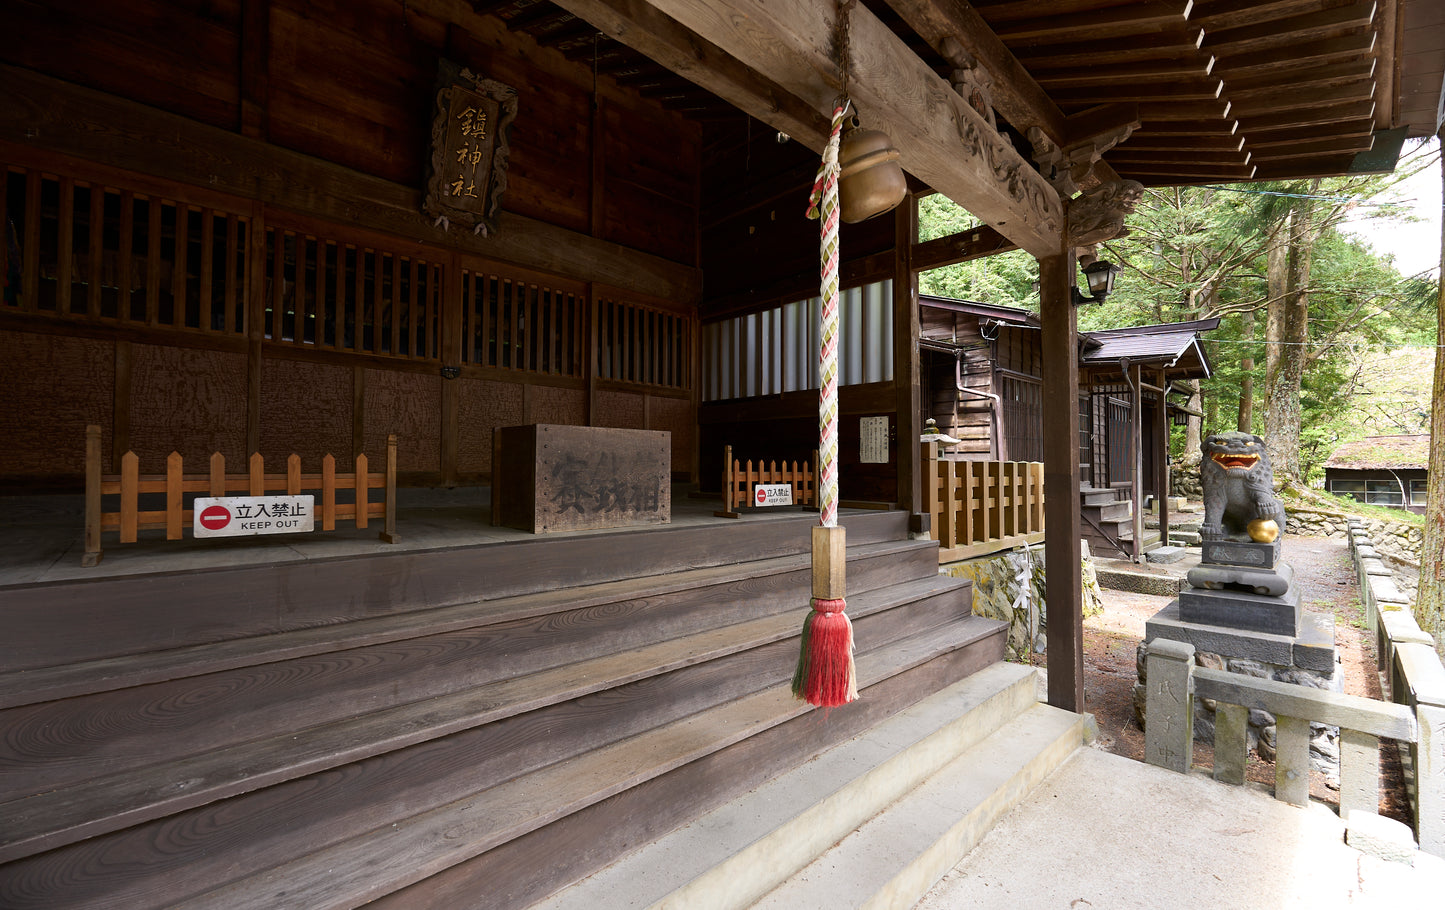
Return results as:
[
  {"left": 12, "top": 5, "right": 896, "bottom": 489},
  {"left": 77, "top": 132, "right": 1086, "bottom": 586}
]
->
[
  {"left": 193, "top": 495, "right": 316, "bottom": 538},
  {"left": 753, "top": 483, "right": 794, "bottom": 507}
]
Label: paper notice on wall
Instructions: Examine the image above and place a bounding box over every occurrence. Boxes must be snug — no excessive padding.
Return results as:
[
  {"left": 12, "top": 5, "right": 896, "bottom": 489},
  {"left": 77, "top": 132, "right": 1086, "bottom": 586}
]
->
[{"left": 860, "top": 416, "right": 889, "bottom": 464}]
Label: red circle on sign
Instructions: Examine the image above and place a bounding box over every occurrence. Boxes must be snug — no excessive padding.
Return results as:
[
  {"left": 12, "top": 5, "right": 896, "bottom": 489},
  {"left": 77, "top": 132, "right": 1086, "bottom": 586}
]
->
[
  {"left": 755, "top": 488, "right": 767, "bottom": 504},
  {"left": 199, "top": 505, "right": 232, "bottom": 530}
]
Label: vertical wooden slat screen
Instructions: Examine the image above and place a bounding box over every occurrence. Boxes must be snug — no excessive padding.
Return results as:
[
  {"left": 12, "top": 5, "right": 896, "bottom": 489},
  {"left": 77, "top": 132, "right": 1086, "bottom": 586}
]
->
[
  {"left": 118, "top": 192, "right": 134, "bottom": 318},
  {"left": 57, "top": 177, "right": 74, "bottom": 314},
  {"left": 86, "top": 185, "right": 103, "bottom": 318},
  {"left": 224, "top": 214, "right": 239, "bottom": 332},
  {"left": 457, "top": 261, "right": 587, "bottom": 380},
  {"left": 22, "top": 170, "right": 40, "bottom": 308}
]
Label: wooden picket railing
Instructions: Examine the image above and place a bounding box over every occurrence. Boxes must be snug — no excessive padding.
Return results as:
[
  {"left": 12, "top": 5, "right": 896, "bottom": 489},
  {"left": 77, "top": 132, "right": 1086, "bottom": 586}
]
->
[
  {"left": 922, "top": 441, "right": 1045, "bottom": 561},
  {"left": 715, "top": 445, "right": 818, "bottom": 518},
  {"left": 83, "top": 425, "right": 398, "bottom": 566}
]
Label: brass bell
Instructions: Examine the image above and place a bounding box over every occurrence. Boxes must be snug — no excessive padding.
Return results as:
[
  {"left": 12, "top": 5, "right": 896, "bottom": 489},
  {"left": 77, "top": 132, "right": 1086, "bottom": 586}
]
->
[{"left": 838, "top": 116, "right": 907, "bottom": 223}]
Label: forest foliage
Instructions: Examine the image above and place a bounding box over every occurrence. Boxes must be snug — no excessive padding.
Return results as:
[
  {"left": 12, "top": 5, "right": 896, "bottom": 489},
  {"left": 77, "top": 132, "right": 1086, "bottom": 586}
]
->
[{"left": 917, "top": 142, "right": 1440, "bottom": 482}]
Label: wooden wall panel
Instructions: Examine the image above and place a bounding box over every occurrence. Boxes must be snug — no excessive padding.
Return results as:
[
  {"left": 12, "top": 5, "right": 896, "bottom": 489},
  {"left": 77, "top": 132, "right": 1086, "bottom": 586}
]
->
[
  {"left": 0, "top": 0, "right": 242, "bottom": 131},
  {"left": 594, "top": 389, "right": 645, "bottom": 429},
  {"left": 599, "top": 101, "right": 698, "bottom": 264},
  {"left": 457, "top": 378, "right": 524, "bottom": 474},
  {"left": 649, "top": 395, "right": 696, "bottom": 475},
  {"left": 364, "top": 367, "right": 441, "bottom": 472},
  {"left": 527, "top": 385, "right": 587, "bottom": 427},
  {"left": 259, "top": 358, "right": 354, "bottom": 465},
  {"left": 266, "top": 0, "right": 442, "bottom": 186},
  {"left": 0, "top": 330, "right": 115, "bottom": 476},
  {"left": 129, "top": 343, "right": 248, "bottom": 465}
]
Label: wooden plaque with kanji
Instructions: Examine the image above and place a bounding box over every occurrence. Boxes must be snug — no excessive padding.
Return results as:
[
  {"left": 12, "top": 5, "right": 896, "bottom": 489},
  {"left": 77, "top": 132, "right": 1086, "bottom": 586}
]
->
[{"left": 423, "top": 65, "right": 518, "bottom": 236}]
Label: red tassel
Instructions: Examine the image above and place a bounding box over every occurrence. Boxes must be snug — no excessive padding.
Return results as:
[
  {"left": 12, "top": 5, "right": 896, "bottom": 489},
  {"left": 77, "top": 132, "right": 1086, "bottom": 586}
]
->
[{"left": 792, "top": 597, "right": 858, "bottom": 707}]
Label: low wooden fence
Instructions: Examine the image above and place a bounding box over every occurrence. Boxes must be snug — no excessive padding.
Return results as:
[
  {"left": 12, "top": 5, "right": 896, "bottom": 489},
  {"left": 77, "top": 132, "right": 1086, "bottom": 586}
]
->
[
  {"left": 922, "top": 441, "right": 1045, "bottom": 561},
  {"left": 715, "top": 445, "right": 817, "bottom": 518},
  {"left": 83, "top": 425, "right": 398, "bottom": 566}
]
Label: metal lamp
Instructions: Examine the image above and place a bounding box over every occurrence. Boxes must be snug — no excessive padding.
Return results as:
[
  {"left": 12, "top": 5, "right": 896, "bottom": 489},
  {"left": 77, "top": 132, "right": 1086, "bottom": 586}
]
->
[{"left": 1072, "top": 259, "right": 1120, "bottom": 305}]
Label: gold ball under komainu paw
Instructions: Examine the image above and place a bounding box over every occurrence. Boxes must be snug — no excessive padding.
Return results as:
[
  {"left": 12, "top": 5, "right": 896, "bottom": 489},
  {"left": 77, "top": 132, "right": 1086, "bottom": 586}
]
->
[{"left": 1248, "top": 519, "right": 1279, "bottom": 543}]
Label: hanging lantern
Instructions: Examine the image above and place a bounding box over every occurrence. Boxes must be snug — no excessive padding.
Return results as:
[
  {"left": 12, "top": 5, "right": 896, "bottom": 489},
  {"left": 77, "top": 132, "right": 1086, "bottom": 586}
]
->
[{"left": 837, "top": 115, "right": 907, "bottom": 223}]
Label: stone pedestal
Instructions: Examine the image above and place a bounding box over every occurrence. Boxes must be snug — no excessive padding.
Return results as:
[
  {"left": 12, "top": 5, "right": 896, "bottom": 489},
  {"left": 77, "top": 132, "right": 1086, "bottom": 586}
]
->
[{"left": 1136, "top": 545, "right": 1341, "bottom": 780}]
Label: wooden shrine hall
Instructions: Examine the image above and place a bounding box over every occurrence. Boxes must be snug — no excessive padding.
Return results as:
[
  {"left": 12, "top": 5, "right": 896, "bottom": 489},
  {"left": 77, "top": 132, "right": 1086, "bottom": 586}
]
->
[{"left": 1, "top": 0, "right": 1443, "bottom": 906}]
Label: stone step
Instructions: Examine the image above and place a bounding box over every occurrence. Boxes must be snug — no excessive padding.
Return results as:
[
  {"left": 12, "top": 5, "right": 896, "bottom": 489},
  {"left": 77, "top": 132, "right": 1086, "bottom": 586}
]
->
[
  {"left": 754, "top": 703, "right": 1084, "bottom": 909},
  {"left": 532, "top": 663, "right": 1081, "bottom": 910}
]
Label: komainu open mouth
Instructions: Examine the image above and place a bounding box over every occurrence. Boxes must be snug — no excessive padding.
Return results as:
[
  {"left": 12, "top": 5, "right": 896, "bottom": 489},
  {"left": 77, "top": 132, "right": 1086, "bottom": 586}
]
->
[{"left": 1211, "top": 452, "right": 1259, "bottom": 470}]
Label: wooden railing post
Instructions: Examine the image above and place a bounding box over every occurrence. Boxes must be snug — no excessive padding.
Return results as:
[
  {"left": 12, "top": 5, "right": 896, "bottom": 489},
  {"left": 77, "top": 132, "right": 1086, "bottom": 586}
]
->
[
  {"left": 248, "top": 453, "right": 264, "bottom": 496},
  {"left": 921, "top": 441, "right": 939, "bottom": 538},
  {"left": 322, "top": 454, "right": 337, "bottom": 531},
  {"left": 120, "top": 452, "right": 139, "bottom": 543},
  {"left": 1144, "top": 639, "right": 1194, "bottom": 773},
  {"left": 380, "top": 434, "right": 399, "bottom": 543},
  {"left": 83, "top": 425, "right": 103, "bottom": 566},
  {"left": 166, "top": 452, "right": 184, "bottom": 540},
  {"left": 355, "top": 453, "right": 369, "bottom": 529}
]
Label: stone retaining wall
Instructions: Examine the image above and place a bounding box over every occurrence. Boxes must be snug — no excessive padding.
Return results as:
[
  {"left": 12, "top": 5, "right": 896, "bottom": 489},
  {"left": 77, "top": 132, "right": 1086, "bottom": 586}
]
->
[
  {"left": 1347, "top": 519, "right": 1445, "bottom": 857},
  {"left": 1290, "top": 507, "right": 1422, "bottom": 569},
  {"left": 940, "top": 543, "right": 1104, "bottom": 662},
  {"left": 1169, "top": 460, "right": 1202, "bottom": 500}
]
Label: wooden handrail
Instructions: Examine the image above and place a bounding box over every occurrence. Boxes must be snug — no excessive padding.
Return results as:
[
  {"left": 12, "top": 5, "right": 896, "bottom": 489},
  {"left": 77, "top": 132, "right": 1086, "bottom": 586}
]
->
[
  {"left": 922, "top": 440, "right": 1045, "bottom": 560},
  {"left": 82, "top": 426, "right": 398, "bottom": 566}
]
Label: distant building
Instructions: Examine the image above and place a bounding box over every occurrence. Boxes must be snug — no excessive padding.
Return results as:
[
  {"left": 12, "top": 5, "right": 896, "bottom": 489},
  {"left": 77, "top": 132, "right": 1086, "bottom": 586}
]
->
[{"left": 1323, "top": 435, "right": 1430, "bottom": 513}]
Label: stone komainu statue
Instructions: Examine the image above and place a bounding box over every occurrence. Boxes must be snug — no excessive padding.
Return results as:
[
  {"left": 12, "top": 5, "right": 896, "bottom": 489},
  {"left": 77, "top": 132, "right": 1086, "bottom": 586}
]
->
[{"left": 1198, "top": 431, "right": 1287, "bottom": 542}]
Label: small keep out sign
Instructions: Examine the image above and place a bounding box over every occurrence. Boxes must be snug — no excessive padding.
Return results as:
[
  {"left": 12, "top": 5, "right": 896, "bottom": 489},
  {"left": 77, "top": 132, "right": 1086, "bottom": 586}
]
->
[
  {"left": 194, "top": 496, "right": 316, "bottom": 538},
  {"left": 753, "top": 484, "right": 794, "bottom": 507}
]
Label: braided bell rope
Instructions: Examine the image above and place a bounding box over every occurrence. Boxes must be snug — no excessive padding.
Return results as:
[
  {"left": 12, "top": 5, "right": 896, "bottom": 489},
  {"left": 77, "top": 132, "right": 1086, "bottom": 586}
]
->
[{"left": 806, "top": 103, "right": 847, "bottom": 529}]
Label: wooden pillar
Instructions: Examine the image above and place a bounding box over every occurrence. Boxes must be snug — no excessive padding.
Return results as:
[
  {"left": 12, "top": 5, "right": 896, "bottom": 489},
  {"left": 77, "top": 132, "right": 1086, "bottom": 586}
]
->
[
  {"left": 1130, "top": 360, "right": 1143, "bottom": 563},
  {"left": 1040, "top": 251, "right": 1083, "bottom": 712},
  {"left": 1156, "top": 369, "right": 1171, "bottom": 546},
  {"left": 894, "top": 195, "right": 922, "bottom": 525}
]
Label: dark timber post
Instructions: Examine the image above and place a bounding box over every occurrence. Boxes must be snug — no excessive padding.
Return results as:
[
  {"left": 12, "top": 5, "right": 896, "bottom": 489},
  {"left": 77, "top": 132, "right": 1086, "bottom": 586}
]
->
[
  {"left": 1040, "top": 252, "right": 1083, "bottom": 712},
  {"left": 1156, "top": 368, "right": 1171, "bottom": 546},
  {"left": 894, "top": 195, "right": 922, "bottom": 526}
]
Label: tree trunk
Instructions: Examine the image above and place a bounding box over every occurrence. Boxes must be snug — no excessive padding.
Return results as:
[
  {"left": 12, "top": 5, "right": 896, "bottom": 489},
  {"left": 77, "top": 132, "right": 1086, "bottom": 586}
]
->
[
  {"left": 1238, "top": 307, "right": 1255, "bottom": 432},
  {"left": 1263, "top": 190, "right": 1315, "bottom": 482},
  {"left": 1416, "top": 147, "right": 1445, "bottom": 656},
  {"left": 1183, "top": 379, "right": 1202, "bottom": 462}
]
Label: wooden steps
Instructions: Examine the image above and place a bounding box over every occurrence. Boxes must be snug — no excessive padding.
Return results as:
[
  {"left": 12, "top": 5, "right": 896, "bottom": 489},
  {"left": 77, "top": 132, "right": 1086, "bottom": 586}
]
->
[
  {"left": 532, "top": 662, "right": 1084, "bottom": 910},
  {"left": 0, "top": 514, "right": 1005, "bottom": 908}
]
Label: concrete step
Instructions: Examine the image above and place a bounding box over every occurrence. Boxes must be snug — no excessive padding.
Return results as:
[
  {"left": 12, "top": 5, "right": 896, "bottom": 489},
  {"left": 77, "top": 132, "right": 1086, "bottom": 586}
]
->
[
  {"left": 532, "top": 662, "right": 1081, "bottom": 910},
  {"left": 755, "top": 702, "right": 1084, "bottom": 910}
]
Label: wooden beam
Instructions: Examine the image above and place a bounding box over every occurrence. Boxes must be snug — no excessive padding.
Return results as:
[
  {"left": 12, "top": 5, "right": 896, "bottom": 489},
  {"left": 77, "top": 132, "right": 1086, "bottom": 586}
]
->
[
  {"left": 1040, "top": 250, "right": 1082, "bottom": 713},
  {"left": 1012, "top": 30, "right": 1205, "bottom": 69},
  {"left": 1236, "top": 100, "right": 1377, "bottom": 130},
  {"left": 1203, "top": 2, "right": 1379, "bottom": 56},
  {"left": 1223, "top": 58, "right": 1376, "bottom": 94},
  {"left": 1032, "top": 57, "right": 1216, "bottom": 87},
  {"left": 1135, "top": 99, "right": 1233, "bottom": 121},
  {"left": 553, "top": 0, "right": 831, "bottom": 142},
  {"left": 1231, "top": 82, "right": 1377, "bottom": 116},
  {"left": 1107, "top": 149, "right": 1252, "bottom": 166},
  {"left": 1245, "top": 117, "right": 1377, "bottom": 145},
  {"left": 1247, "top": 135, "right": 1376, "bottom": 159},
  {"left": 1212, "top": 33, "right": 1376, "bottom": 74},
  {"left": 1120, "top": 134, "right": 1246, "bottom": 151},
  {"left": 1064, "top": 102, "right": 1143, "bottom": 150},
  {"left": 636, "top": 0, "right": 1064, "bottom": 255},
  {"left": 883, "top": 0, "right": 1067, "bottom": 139},
  {"left": 0, "top": 65, "right": 700, "bottom": 303},
  {"left": 911, "top": 223, "right": 1017, "bottom": 272},
  {"left": 990, "top": 1, "right": 1194, "bottom": 44},
  {"left": 1048, "top": 80, "right": 1225, "bottom": 106},
  {"left": 1116, "top": 162, "right": 1258, "bottom": 179}
]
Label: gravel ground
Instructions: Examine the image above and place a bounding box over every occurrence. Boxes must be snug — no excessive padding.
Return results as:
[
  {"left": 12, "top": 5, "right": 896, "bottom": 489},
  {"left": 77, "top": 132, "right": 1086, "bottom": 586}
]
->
[{"left": 1059, "top": 534, "right": 1412, "bottom": 825}]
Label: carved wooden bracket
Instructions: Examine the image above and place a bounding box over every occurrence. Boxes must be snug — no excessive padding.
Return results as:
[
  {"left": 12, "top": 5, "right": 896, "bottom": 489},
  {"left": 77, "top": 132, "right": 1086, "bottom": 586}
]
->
[
  {"left": 1066, "top": 179, "right": 1145, "bottom": 254},
  {"left": 1028, "top": 104, "right": 1139, "bottom": 199},
  {"left": 941, "top": 37, "right": 998, "bottom": 135}
]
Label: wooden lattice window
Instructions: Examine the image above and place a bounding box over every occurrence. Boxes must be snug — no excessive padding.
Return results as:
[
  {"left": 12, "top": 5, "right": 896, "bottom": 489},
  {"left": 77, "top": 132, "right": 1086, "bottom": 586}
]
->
[
  {"left": 597, "top": 295, "right": 692, "bottom": 391},
  {"left": 263, "top": 226, "right": 441, "bottom": 359},
  {"left": 460, "top": 264, "right": 585, "bottom": 376},
  {"left": 2, "top": 165, "right": 249, "bottom": 334}
]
